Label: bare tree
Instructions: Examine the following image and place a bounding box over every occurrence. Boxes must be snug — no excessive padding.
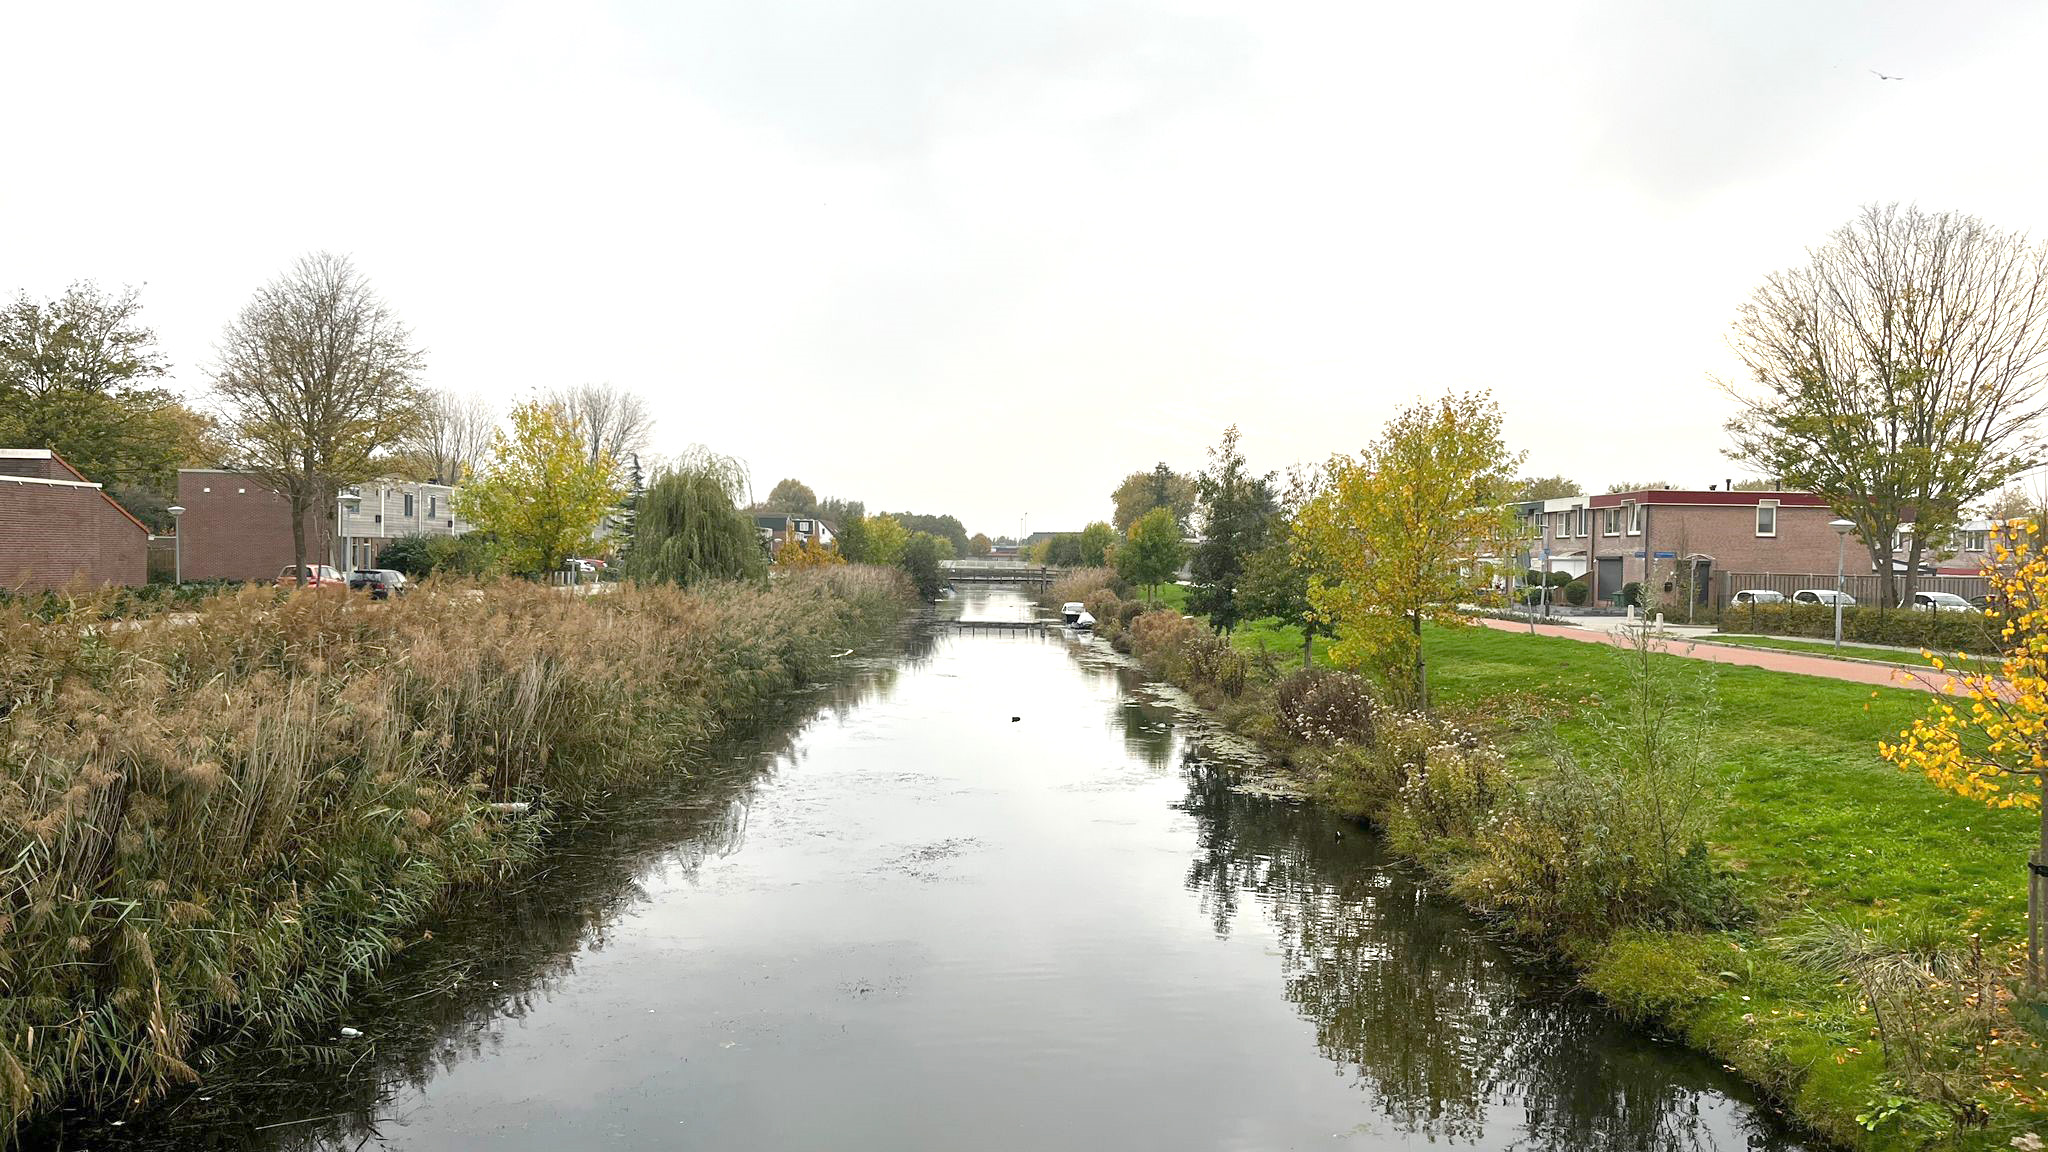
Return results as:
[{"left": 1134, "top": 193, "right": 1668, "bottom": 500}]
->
[
  {"left": 401, "top": 388, "right": 495, "bottom": 485},
  {"left": 1726, "top": 203, "right": 2048, "bottom": 607},
  {"left": 212, "top": 253, "right": 425, "bottom": 584},
  {"left": 547, "top": 382, "right": 652, "bottom": 476}
]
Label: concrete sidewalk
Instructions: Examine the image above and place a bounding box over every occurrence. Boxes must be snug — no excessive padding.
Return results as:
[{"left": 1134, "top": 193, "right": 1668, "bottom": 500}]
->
[{"left": 1473, "top": 616, "right": 1954, "bottom": 693}]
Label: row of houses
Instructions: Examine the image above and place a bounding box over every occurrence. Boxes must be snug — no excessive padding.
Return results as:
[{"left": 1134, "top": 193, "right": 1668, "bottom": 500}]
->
[
  {"left": 0, "top": 447, "right": 471, "bottom": 592},
  {"left": 1512, "top": 485, "right": 2015, "bottom": 607}
]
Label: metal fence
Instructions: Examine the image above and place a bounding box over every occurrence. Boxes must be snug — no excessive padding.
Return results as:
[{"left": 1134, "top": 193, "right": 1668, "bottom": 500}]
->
[{"left": 1718, "top": 571, "right": 1990, "bottom": 608}]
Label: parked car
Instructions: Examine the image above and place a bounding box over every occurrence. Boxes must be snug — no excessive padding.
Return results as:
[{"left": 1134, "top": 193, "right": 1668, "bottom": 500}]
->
[
  {"left": 564, "top": 558, "right": 597, "bottom": 573},
  {"left": 1968, "top": 593, "right": 2004, "bottom": 613},
  {"left": 1730, "top": 589, "right": 1786, "bottom": 605},
  {"left": 1792, "top": 588, "right": 1855, "bottom": 607},
  {"left": 348, "top": 568, "right": 410, "bottom": 599},
  {"left": 1905, "top": 590, "right": 1977, "bottom": 613},
  {"left": 276, "top": 564, "right": 347, "bottom": 589}
]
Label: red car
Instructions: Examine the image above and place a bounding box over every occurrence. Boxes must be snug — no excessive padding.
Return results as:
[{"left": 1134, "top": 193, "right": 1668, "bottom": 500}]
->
[{"left": 276, "top": 564, "right": 348, "bottom": 589}]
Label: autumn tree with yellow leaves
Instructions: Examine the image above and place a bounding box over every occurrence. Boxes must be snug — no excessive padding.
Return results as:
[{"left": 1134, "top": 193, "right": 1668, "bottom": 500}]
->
[
  {"left": 1295, "top": 391, "right": 1523, "bottom": 708},
  {"left": 775, "top": 535, "right": 845, "bottom": 569},
  {"left": 457, "top": 400, "right": 622, "bottom": 575},
  {"left": 1882, "top": 522, "right": 2048, "bottom": 987}
]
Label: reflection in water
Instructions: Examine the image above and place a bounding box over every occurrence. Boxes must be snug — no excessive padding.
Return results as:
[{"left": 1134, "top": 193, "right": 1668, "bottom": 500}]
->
[
  {"left": 58, "top": 593, "right": 1807, "bottom": 1151},
  {"left": 1172, "top": 750, "right": 1797, "bottom": 1151}
]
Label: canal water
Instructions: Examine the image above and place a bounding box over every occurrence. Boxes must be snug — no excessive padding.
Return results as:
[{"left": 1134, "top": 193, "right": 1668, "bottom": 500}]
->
[{"left": 47, "top": 589, "right": 1810, "bottom": 1151}]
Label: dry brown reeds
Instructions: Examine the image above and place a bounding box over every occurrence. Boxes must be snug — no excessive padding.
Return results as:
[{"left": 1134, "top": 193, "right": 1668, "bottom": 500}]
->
[{"left": 0, "top": 565, "right": 909, "bottom": 1137}]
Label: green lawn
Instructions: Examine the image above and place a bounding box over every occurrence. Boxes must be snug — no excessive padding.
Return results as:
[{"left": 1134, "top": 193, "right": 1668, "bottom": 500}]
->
[
  {"left": 1187, "top": 605, "right": 2032, "bottom": 949},
  {"left": 1147, "top": 588, "right": 2035, "bottom": 945},
  {"left": 1420, "top": 625, "right": 2034, "bottom": 944}
]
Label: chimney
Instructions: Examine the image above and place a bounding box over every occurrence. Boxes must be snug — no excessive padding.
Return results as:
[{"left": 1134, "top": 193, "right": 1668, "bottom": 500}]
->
[{"left": 1725, "top": 478, "right": 1732, "bottom": 492}]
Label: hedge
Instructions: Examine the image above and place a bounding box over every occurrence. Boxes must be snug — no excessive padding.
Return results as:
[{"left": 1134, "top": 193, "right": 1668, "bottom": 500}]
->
[{"left": 1718, "top": 601, "right": 2000, "bottom": 652}]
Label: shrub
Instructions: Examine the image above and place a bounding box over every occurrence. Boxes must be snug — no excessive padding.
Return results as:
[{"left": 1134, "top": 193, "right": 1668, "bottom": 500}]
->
[
  {"left": 1310, "top": 709, "right": 1477, "bottom": 822},
  {"left": 1563, "top": 579, "right": 1589, "bottom": 606},
  {"left": 1546, "top": 570, "right": 1574, "bottom": 588},
  {"left": 1274, "top": 668, "right": 1376, "bottom": 745},
  {"left": 1127, "top": 609, "right": 1204, "bottom": 664},
  {"left": 1719, "top": 601, "right": 1997, "bottom": 652},
  {"left": 1452, "top": 626, "right": 1737, "bottom": 940},
  {"left": 1083, "top": 590, "right": 1123, "bottom": 624},
  {"left": 1384, "top": 734, "right": 1508, "bottom": 863},
  {"left": 1620, "top": 580, "right": 1645, "bottom": 607},
  {"left": 1047, "top": 566, "right": 1120, "bottom": 609},
  {"left": 376, "top": 533, "right": 438, "bottom": 576}
]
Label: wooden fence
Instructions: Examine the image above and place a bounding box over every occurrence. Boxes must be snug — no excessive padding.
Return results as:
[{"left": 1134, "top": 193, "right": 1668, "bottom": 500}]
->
[{"left": 1717, "top": 571, "right": 1990, "bottom": 608}]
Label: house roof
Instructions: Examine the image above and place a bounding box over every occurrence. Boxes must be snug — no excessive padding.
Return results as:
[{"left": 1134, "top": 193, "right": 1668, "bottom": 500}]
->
[
  {"left": 2, "top": 447, "right": 150, "bottom": 535},
  {"left": 1586, "top": 489, "right": 1829, "bottom": 509}
]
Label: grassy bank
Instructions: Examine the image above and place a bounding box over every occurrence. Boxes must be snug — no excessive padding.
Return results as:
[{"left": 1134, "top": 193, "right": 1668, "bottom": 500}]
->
[
  {"left": 0, "top": 567, "right": 911, "bottom": 1139},
  {"left": 1056, "top": 576, "right": 2047, "bottom": 1149}
]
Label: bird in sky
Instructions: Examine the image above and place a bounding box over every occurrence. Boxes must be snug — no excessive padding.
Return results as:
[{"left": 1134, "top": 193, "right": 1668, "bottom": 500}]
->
[{"left": 1870, "top": 69, "right": 1905, "bottom": 80}]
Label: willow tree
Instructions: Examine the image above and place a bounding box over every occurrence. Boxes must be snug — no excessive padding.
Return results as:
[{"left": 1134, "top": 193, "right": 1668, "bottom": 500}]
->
[
  {"left": 629, "top": 450, "right": 766, "bottom": 586},
  {"left": 1297, "top": 391, "right": 1522, "bottom": 708},
  {"left": 1726, "top": 204, "right": 2048, "bottom": 608}
]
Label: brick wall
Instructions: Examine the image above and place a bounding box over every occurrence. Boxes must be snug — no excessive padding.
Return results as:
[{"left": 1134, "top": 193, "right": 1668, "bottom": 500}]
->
[
  {"left": 177, "top": 471, "right": 332, "bottom": 583},
  {"left": 0, "top": 477, "right": 148, "bottom": 591}
]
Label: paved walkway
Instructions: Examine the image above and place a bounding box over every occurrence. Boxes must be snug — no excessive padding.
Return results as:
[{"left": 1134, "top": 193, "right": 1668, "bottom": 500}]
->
[{"left": 1474, "top": 616, "right": 1958, "bottom": 693}]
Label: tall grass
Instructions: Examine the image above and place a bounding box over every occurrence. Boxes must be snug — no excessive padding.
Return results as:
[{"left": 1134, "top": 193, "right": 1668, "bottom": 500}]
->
[{"left": 0, "top": 565, "right": 910, "bottom": 1138}]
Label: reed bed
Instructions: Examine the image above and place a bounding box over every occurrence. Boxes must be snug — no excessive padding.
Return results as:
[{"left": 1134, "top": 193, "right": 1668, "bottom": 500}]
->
[{"left": 0, "top": 565, "right": 910, "bottom": 1137}]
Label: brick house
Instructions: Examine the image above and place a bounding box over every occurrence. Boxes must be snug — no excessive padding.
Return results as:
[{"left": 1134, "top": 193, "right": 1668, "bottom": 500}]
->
[
  {"left": 175, "top": 470, "right": 334, "bottom": 582},
  {"left": 0, "top": 448, "right": 149, "bottom": 591},
  {"left": 176, "top": 471, "right": 473, "bottom": 581},
  {"left": 1511, "top": 495, "right": 1596, "bottom": 580},
  {"left": 1585, "top": 488, "right": 1864, "bottom": 606}
]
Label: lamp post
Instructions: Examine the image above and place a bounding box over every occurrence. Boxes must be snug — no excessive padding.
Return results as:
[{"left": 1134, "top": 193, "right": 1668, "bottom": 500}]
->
[
  {"left": 1830, "top": 518, "right": 1856, "bottom": 653},
  {"left": 167, "top": 505, "right": 185, "bottom": 585}
]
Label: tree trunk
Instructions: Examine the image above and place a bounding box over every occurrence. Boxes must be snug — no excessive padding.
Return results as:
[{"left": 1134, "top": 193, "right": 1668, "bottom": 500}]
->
[
  {"left": 1412, "top": 611, "right": 1427, "bottom": 710},
  {"left": 289, "top": 490, "right": 309, "bottom": 586},
  {"left": 1302, "top": 624, "right": 1314, "bottom": 671},
  {"left": 1867, "top": 537, "right": 1896, "bottom": 613},
  {"left": 1903, "top": 533, "right": 1926, "bottom": 610}
]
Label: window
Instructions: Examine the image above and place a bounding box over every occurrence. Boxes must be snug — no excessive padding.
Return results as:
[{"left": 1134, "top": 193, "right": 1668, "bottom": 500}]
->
[
  {"left": 429, "top": 496, "right": 438, "bottom": 518},
  {"left": 1755, "top": 500, "right": 1778, "bottom": 537},
  {"left": 403, "top": 493, "right": 415, "bottom": 517},
  {"left": 1576, "top": 506, "right": 1589, "bottom": 537},
  {"left": 1624, "top": 500, "right": 1642, "bottom": 536},
  {"left": 1965, "top": 530, "right": 1988, "bottom": 552},
  {"left": 1603, "top": 507, "right": 1620, "bottom": 536}
]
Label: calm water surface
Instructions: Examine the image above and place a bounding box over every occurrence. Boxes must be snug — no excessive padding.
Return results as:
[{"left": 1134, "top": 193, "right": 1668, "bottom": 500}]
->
[{"left": 48, "top": 588, "right": 1810, "bottom": 1151}]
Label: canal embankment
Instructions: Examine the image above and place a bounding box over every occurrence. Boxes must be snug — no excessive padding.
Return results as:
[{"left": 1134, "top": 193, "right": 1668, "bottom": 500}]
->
[
  {"left": 1046, "top": 571, "right": 2046, "bottom": 1151},
  {"left": 0, "top": 566, "right": 913, "bottom": 1141}
]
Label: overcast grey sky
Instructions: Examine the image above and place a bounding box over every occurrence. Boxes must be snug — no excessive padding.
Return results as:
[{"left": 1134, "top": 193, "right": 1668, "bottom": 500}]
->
[{"left": 6, "top": 1, "right": 2047, "bottom": 534}]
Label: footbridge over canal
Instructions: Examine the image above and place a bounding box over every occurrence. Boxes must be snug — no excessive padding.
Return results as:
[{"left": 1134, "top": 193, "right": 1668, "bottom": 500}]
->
[{"left": 940, "top": 561, "right": 1056, "bottom": 589}]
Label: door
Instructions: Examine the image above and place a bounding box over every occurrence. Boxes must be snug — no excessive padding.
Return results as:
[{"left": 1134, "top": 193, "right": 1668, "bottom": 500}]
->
[{"left": 1596, "top": 556, "right": 1623, "bottom": 603}]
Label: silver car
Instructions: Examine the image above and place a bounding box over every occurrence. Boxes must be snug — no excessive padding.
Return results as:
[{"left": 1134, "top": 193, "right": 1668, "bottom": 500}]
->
[
  {"left": 1792, "top": 588, "right": 1855, "bottom": 607},
  {"left": 1906, "top": 590, "right": 1977, "bottom": 613},
  {"left": 1731, "top": 589, "right": 1785, "bottom": 605}
]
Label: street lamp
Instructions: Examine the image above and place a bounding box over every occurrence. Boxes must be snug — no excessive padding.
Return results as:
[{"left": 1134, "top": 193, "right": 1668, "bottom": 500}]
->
[
  {"left": 167, "top": 505, "right": 185, "bottom": 585},
  {"left": 1830, "top": 518, "right": 1856, "bottom": 653}
]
